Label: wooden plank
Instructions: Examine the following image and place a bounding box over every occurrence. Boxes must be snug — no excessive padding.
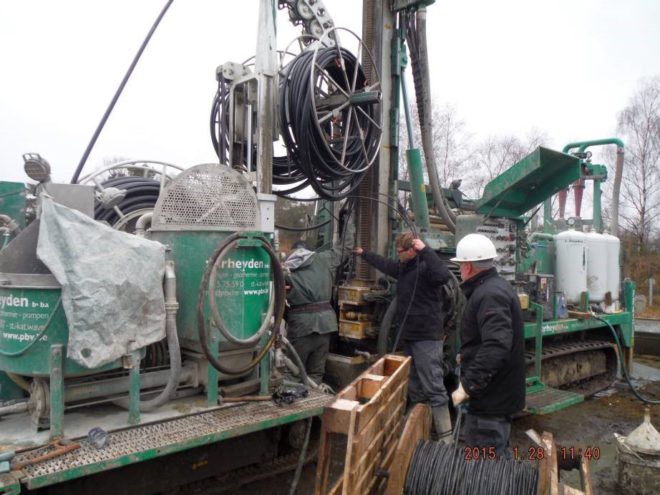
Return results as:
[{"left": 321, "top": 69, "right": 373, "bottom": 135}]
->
[
  {"left": 315, "top": 421, "right": 336, "bottom": 495},
  {"left": 322, "top": 398, "right": 359, "bottom": 434},
  {"left": 580, "top": 455, "right": 592, "bottom": 495},
  {"left": 357, "top": 375, "right": 386, "bottom": 399},
  {"left": 317, "top": 355, "right": 412, "bottom": 495},
  {"left": 385, "top": 404, "right": 431, "bottom": 495}
]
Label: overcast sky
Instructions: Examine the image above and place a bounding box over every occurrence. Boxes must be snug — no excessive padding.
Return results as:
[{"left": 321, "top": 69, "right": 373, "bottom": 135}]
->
[{"left": 0, "top": 0, "right": 658, "bottom": 184}]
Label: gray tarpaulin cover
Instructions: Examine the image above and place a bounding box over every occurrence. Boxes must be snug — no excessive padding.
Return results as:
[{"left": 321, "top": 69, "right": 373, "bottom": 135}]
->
[{"left": 36, "top": 197, "right": 166, "bottom": 368}]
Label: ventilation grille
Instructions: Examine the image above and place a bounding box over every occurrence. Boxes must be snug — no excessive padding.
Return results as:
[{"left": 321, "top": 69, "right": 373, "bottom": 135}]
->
[{"left": 152, "top": 164, "right": 258, "bottom": 231}]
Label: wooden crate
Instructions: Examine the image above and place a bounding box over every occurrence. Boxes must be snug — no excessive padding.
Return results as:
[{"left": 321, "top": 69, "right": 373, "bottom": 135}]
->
[{"left": 315, "top": 354, "right": 411, "bottom": 495}]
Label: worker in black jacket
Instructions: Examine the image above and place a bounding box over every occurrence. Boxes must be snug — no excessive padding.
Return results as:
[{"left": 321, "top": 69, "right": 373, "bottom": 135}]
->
[
  {"left": 451, "top": 233, "right": 525, "bottom": 458},
  {"left": 353, "top": 232, "right": 453, "bottom": 442}
]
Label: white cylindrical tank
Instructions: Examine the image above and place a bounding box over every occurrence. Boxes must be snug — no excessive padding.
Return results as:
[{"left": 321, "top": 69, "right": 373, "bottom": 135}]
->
[
  {"left": 555, "top": 230, "right": 588, "bottom": 304},
  {"left": 585, "top": 231, "right": 608, "bottom": 302},
  {"left": 603, "top": 232, "right": 621, "bottom": 302}
]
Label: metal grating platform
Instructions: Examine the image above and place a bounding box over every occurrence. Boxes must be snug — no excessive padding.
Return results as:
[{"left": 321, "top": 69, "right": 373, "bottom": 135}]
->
[
  {"left": 525, "top": 385, "right": 583, "bottom": 415},
  {"left": 14, "top": 391, "right": 333, "bottom": 490}
]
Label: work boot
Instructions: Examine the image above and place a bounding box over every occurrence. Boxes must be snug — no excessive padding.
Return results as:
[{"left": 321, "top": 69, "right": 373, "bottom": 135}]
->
[{"left": 432, "top": 404, "right": 453, "bottom": 444}]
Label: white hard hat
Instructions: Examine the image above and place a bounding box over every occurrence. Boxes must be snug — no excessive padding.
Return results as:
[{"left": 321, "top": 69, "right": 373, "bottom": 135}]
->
[{"left": 450, "top": 233, "right": 497, "bottom": 262}]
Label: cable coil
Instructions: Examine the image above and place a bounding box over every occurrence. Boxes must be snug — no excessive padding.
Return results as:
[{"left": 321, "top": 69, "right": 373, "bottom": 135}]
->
[{"left": 405, "top": 441, "right": 539, "bottom": 495}]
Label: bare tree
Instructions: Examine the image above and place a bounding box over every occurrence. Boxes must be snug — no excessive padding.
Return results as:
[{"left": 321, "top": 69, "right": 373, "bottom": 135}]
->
[
  {"left": 616, "top": 76, "right": 660, "bottom": 254},
  {"left": 465, "top": 131, "right": 547, "bottom": 199},
  {"left": 398, "top": 101, "right": 472, "bottom": 206}
]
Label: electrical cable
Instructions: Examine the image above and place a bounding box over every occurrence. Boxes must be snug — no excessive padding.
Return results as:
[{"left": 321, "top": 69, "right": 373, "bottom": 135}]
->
[
  {"left": 404, "top": 441, "right": 539, "bottom": 494},
  {"left": 71, "top": 0, "right": 175, "bottom": 183},
  {"left": 594, "top": 315, "right": 660, "bottom": 405}
]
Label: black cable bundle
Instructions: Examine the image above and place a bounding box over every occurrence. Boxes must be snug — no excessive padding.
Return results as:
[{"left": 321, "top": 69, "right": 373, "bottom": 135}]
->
[
  {"left": 278, "top": 46, "right": 379, "bottom": 200},
  {"left": 94, "top": 176, "right": 162, "bottom": 227},
  {"left": 209, "top": 46, "right": 379, "bottom": 200},
  {"left": 405, "top": 441, "right": 539, "bottom": 495}
]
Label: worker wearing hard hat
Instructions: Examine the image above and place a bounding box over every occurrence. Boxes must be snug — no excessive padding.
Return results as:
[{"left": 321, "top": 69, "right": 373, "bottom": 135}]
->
[
  {"left": 354, "top": 232, "right": 453, "bottom": 443},
  {"left": 451, "top": 233, "right": 525, "bottom": 458}
]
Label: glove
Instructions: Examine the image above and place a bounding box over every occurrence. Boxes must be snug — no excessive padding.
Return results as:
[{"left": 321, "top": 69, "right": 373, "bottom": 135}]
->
[{"left": 451, "top": 382, "right": 469, "bottom": 406}]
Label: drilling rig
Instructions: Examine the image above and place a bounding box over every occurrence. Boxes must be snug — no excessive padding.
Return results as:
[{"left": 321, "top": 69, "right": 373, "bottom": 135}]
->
[{"left": 0, "top": 1, "right": 634, "bottom": 494}]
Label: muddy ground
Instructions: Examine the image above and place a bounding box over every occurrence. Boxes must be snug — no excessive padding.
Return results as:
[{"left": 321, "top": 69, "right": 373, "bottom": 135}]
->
[{"left": 235, "top": 356, "right": 660, "bottom": 494}]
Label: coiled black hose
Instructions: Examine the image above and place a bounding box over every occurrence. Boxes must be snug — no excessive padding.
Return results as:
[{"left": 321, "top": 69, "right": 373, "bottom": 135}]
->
[
  {"left": 404, "top": 441, "right": 539, "bottom": 495},
  {"left": 197, "top": 233, "right": 286, "bottom": 375},
  {"left": 210, "top": 46, "right": 380, "bottom": 200},
  {"left": 94, "top": 176, "right": 162, "bottom": 226}
]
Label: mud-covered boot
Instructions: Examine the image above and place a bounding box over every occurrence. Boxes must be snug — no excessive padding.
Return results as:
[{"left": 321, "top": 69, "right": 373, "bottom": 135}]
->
[{"left": 432, "top": 404, "right": 453, "bottom": 444}]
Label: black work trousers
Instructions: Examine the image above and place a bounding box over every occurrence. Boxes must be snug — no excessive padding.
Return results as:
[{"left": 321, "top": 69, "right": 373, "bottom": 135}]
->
[
  {"left": 464, "top": 413, "right": 513, "bottom": 459},
  {"left": 290, "top": 333, "right": 330, "bottom": 384},
  {"left": 403, "top": 340, "right": 449, "bottom": 408}
]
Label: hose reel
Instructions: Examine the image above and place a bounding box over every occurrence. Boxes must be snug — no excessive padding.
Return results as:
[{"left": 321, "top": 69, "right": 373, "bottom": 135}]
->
[{"left": 211, "top": 27, "right": 382, "bottom": 201}]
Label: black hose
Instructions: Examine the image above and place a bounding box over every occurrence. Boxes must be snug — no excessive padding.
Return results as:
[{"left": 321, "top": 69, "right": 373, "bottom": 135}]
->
[
  {"left": 594, "top": 315, "right": 660, "bottom": 405},
  {"left": 377, "top": 296, "right": 398, "bottom": 356},
  {"left": 71, "top": 0, "right": 175, "bottom": 183},
  {"left": 289, "top": 418, "right": 313, "bottom": 495},
  {"left": 281, "top": 336, "right": 315, "bottom": 389},
  {"left": 197, "top": 233, "right": 285, "bottom": 375}
]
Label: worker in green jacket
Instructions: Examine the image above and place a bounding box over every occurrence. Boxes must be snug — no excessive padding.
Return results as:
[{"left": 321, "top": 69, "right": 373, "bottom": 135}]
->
[{"left": 283, "top": 219, "right": 353, "bottom": 388}]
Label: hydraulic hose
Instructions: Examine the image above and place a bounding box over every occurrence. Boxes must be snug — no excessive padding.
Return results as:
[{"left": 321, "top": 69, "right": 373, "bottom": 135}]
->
[
  {"left": 197, "top": 233, "right": 285, "bottom": 375},
  {"left": 377, "top": 295, "right": 398, "bottom": 356},
  {"left": 594, "top": 315, "right": 660, "bottom": 405},
  {"left": 289, "top": 417, "right": 313, "bottom": 495},
  {"left": 280, "top": 336, "right": 317, "bottom": 389},
  {"left": 71, "top": 0, "right": 175, "bottom": 183},
  {"left": 113, "top": 261, "right": 182, "bottom": 412},
  {"left": 406, "top": 9, "right": 456, "bottom": 232}
]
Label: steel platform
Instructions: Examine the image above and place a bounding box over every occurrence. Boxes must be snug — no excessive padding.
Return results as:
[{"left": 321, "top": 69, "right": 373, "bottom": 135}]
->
[{"left": 1, "top": 391, "right": 333, "bottom": 492}]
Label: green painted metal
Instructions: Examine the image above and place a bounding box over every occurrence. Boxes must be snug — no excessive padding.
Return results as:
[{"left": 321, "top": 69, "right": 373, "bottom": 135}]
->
[
  {"left": 0, "top": 472, "right": 22, "bottom": 495},
  {"left": 129, "top": 350, "right": 141, "bottom": 426},
  {"left": 531, "top": 303, "right": 543, "bottom": 380},
  {"left": 24, "top": 405, "right": 324, "bottom": 490},
  {"left": 0, "top": 182, "right": 28, "bottom": 231},
  {"left": 525, "top": 383, "right": 584, "bottom": 415},
  {"left": 207, "top": 337, "right": 219, "bottom": 406},
  {"left": 0, "top": 372, "right": 24, "bottom": 400},
  {"left": 149, "top": 231, "right": 272, "bottom": 353},
  {"left": 523, "top": 311, "right": 633, "bottom": 341},
  {"left": 476, "top": 147, "right": 581, "bottom": 218},
  {"left": 519, "top": 234, "right": 554, "bottom": 275},
  {"left": 49, "top": 345, "right": 64, "bottom": 438},
  {"left": 0, "top": 286, "right": 121, "bottom": 377},
  {"left": 563, "top": 138, "right": 624, "bottom": 154},
  {"left": 406, "top": 148, "right": 430, "bottom": 231}
]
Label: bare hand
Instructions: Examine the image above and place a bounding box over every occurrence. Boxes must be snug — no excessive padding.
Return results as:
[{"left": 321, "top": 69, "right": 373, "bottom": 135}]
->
[
  {"left": 451, "top": 382, "right": 469, "bottom": 406},
  {"left": 411, "top": 238, "right": 426, "bottom": 252},
  {"left": 353, "top": 247, "right": 363, "bottom": 256}
]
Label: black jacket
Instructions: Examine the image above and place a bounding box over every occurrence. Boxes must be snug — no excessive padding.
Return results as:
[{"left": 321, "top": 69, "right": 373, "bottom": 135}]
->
[
  {"left": 362, "top": 246, "right": 450, "bottom": 341},
  {"left": 459, "top": 267, "right": 525, "bottom": 416}
]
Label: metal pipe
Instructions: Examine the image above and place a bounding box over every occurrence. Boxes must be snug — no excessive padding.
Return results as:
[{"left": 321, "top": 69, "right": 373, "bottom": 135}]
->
[
  {"left": 562, "top": 138, "right": 625, "bottom": 154},
  {"left": 562, "top": 138, "right": 625, "bottom": 235},
  {"left": 0, "top": 400, "right": 28, "bottom": 417},
  {"left": 610, "top": 147, "right": 624, "bottom": 236},
  {"left": 135, "top": 212, "right": 153, "bottom": 236},
  {"left": 66, "top": 365, "right": 196, "bottom": 403}
]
